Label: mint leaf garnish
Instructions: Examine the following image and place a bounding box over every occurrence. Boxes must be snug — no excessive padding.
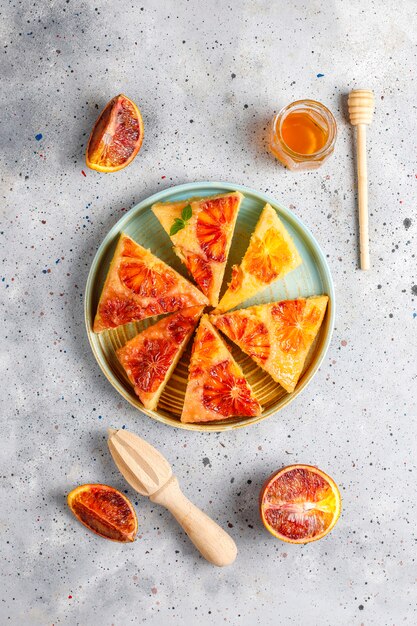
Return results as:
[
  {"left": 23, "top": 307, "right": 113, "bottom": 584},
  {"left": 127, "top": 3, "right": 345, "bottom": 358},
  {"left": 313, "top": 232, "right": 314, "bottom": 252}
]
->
[
  {"left": 170, "top": 221, "right": 185, "bottom": 236},
  {"left": 169, "top": 205, "right": 192, "bottom": 236},
  {"left": 181, "top": 204, "right": 192, "bottom": 222}
]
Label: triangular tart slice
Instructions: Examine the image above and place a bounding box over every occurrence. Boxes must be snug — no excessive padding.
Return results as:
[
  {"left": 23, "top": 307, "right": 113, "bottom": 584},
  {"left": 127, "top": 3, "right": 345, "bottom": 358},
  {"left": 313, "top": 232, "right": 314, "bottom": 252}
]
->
[
  {"left": 93, "top": 233, "right": 208, "bottom": 332},
  {"left": 152, "top": 192, "right": 243, "bottom": 306},
  {"left": 181, "top": 314, "right": 261, "bottom": 423},
  {"left": 215, "top": 204, "right": 302, "bottom": 312},
  {"left": 211, "top": 296, "right": 328, "bottom": 393},
  {"left": 117, "top": 306, "right": 203, "bottom": 410}
]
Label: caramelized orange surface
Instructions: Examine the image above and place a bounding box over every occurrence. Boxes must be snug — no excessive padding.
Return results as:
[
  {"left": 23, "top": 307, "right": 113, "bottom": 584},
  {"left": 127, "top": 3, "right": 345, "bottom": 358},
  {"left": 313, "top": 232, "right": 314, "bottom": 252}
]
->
[
  {"left": 122, "top": 338, "right": 177, "bottom": 394},
  {"left": 119, "top": 257, "right": 175, "bottom": 297},
  {"left": 196, "top": 194, "right": 240, "bottom": 262},
  {"left": 271, "top": 300, "right": 322, "bottom": 353},
  {"left": 246, "top": 227, "right": 293, "bottom": 283},
  {"left": 214, "top": 314, "right": 270, "bottom": 363},
  {"left": 201, "top": 360, "right": 261, "bottom": 418},
  {"left": 183, "top": 252, "right": 213, "bottom": 295},
  {"left": 216, "top": 204, "right": 302, "bottom": 313},
  {"left": 97, "top": 292, "right": 144, "bottom": 329}
]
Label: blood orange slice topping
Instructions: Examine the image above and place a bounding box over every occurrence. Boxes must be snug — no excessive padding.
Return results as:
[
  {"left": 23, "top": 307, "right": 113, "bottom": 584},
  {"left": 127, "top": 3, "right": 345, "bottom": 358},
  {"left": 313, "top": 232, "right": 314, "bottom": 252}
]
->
[
  {"left": 271, "top": 300, "right": 321, "bottom": 352},
  {"left": 119, "top": 259, "right": 175, "bottom": 298},
  {"left": 98, "top": 293, "right": 144, "bottom": 329},
  {"left": 192, "top": 327, "right": 216, "bottom": 357},
  {"left": 246, "top": 227, "right": 292, "bottom": 283},
  {"left": 86, "top": 94, "right": 144, "bottom": 173},
  {"left": 196, "top": 195, "right": 239, "bottom": 262},
  {"left": 184, "top": 253, "right": 213, "bottom": 296},
  {"left": 202, "top": 360, "right": 260, "bottom": 417},
  {"left": 228, "top": 265, "right": 244, "bottom": 292},
  {"left": 118, "top": 235, "right": 176, "bottom": 297},
  {"left": 189, "top": 327, "right": 217, "bottom": 379},
  {"left": 214, "top": 315, "right": 270, "bottom": 363},
  {"left": 167, "top": 310, "right": 199, "bottom": 344},
  {"left": 123, "top": 337, "right": 177, "bottom": 393},
  {"left": 67, "top": 484, "right": 137, "bottom": 542},
  {"left": 260, "top": 465, "right": 341, "bottom": 543}
]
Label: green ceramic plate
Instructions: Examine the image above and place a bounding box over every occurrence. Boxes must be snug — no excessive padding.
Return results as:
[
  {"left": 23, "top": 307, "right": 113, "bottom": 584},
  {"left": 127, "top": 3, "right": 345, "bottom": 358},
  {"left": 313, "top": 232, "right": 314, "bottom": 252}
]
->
[{"left": 85, "top": 182, "right": 335, "bottom": 431}]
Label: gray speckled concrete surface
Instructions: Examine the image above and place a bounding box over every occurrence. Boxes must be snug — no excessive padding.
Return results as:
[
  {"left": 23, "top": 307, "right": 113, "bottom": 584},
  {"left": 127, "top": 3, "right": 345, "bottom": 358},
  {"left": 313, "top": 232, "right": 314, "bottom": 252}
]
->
[{"left": 1, "top": 1, "right": 416, "bottom": 624}]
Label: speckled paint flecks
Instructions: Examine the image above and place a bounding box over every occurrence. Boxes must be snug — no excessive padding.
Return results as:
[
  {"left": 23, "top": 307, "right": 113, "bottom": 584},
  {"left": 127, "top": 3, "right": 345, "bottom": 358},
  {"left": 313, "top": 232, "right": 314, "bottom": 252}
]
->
[{"left": 1, "top": 1, "right": 416, "bottom": 625}]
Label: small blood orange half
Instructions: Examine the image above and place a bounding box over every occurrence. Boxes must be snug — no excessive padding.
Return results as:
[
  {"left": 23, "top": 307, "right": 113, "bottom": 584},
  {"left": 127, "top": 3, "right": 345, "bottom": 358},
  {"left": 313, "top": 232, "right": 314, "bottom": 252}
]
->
[
  {"left": 259, "top": 465, "right": 341, "bottom": 544},
  {"left": 86, "top": 94, "right": 144, "bottom": 173},
  {"left": 67, "top": 484, "right": 138, "bottom": 542}
]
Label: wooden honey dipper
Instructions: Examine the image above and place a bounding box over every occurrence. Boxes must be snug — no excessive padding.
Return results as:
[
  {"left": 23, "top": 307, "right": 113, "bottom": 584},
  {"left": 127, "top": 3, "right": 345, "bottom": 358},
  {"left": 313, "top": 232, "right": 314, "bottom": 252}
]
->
[{"left": 348, "top": 89, "right": 375, "bottom": 270}]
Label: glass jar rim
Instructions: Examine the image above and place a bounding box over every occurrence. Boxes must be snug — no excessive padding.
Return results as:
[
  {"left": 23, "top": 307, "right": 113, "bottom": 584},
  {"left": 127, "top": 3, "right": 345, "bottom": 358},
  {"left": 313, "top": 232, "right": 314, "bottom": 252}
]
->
[{"left": 273, "top": 99, "right": 337, "bottom": 160}]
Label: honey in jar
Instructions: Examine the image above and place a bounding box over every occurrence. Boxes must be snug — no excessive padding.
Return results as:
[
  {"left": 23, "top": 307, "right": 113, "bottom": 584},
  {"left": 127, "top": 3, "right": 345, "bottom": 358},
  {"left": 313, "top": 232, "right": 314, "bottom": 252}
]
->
[{"left": 269, "top": 100, "right": 337, "bottom": 171}]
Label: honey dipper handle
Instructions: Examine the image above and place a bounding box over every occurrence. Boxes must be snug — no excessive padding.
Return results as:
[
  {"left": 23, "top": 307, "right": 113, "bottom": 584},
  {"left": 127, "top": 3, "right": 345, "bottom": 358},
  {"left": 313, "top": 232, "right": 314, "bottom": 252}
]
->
[
  {"left": 356, "top": 124, "right": 370, "bottom": 270},
  {"left": 150, "top": 476, "right": 237, "bottom": 567}
]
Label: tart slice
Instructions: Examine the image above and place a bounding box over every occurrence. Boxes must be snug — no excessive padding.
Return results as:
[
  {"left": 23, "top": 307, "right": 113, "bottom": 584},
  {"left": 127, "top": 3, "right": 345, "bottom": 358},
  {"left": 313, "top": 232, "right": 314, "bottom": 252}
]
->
[
  {"left": 216, "top": 204, "right": 302, "bottom": 312},
  {"left": 181, "top": 315, "right": 261, "bottom": 423},
  {"left": 93, "top": 233, "right": 208, "bottom": 332},
  {"left": 152, "top": 192, "right": 243, "bottom": 306},
  {"left": 211, "top": 296, "right": 328, "bottom": 393},
  {"left": 117, "top": 306, "right": 203, "bottom": 410}
]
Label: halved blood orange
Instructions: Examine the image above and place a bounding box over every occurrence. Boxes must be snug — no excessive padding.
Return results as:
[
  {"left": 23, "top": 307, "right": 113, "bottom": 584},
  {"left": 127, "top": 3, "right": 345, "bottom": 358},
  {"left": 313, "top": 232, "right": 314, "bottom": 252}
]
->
[
  {"left": 259, "top": 465, "right": 341, "bottom": 543},
  {"left": 67, "top": 484, "right": 138, "bottom": 542},
  {"left": 86, "top": 94, "right": 144, "bottom": 173}
]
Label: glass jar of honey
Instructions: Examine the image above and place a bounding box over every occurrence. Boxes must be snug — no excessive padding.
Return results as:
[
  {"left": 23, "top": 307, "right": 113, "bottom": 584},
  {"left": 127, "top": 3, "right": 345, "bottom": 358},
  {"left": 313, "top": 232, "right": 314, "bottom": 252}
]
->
[{"left": 269, "top": 100, "right": 337, "bottom": 171}]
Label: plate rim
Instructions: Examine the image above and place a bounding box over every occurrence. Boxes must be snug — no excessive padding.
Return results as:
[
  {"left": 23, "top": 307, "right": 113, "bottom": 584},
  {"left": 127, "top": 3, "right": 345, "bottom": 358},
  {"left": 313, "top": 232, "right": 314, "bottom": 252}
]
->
[{"left": 85, "top": 180, "right": 336, "bottom": 432}]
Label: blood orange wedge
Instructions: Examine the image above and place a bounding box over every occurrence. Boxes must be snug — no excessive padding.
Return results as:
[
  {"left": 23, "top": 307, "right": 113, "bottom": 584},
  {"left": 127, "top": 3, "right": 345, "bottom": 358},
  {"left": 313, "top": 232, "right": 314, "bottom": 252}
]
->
[
  {"left": 211, "top": 296, "right": 328, "bottom": 393},
  {"left": 93, "top": 233, "right": 208, "bottom": 332},
  {"left": 67, "top": 484, "right": 138, "bottom": 542},
  {"left": 117, "top": 306, "right": 203, "bottom": 410},
  {"left": 216, "top": 204, "right": 302, "bottom": 313},
  {"left": 181, "top": 314, "right": 261, "bottom": 423},
  {"left": 86, "top": 94, "right": 144, "bottom": 173},
  {"left": 259, "top": 465, "right": 341, "bottom": 543},
  {"left": 152, "top": 192, "right": 243, "bottom": 306}
]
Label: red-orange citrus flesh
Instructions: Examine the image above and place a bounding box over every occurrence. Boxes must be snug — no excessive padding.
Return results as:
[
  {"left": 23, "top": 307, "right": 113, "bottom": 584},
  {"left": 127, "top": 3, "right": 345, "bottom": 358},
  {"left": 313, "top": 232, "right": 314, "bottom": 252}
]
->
[
  {"left": 67, "top": 484, "right": 138, "bottom": 542},
  {"left": 86, "top": 94, "right": 144, "bottom": 173},
  {"left": 259, "top": 465, "right": 341, "bottom": 543}
]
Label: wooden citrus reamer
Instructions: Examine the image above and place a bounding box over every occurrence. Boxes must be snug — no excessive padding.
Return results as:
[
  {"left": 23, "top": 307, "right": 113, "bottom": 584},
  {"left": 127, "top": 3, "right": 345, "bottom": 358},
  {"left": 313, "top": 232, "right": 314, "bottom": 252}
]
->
[
  {"left": 348, "top": 89, "right": 375, "bottom": 270},
  {"left": 108, "top": 428, "right": 237, "bottom": 567}
]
